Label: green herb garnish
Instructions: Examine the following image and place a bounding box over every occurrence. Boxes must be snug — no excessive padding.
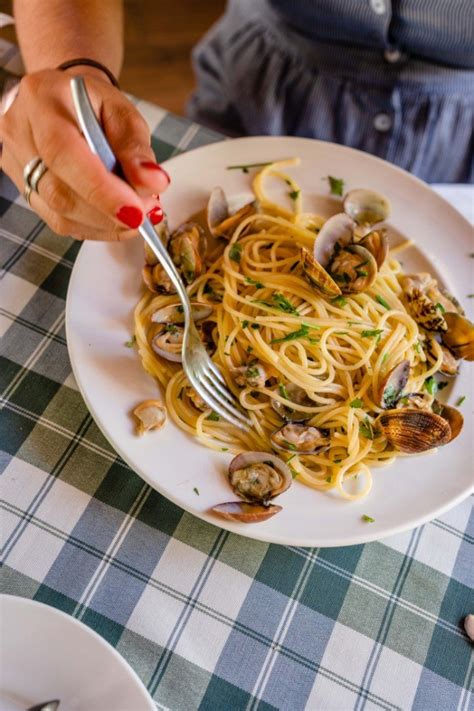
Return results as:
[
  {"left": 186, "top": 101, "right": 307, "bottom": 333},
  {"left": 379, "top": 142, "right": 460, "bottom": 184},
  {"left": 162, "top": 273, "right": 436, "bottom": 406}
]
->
[
  {"left": 287, "top": 453, "right": 297, "bottom": 463},
  {"left": 245, "top": 276, "right": 264, "bottom": 288},
  {"left": 467, "top": 294, "right": 474, "bottom": 298},
  {"left": 278, "top": 382, "right": 290, "bottom": 399},
  {"left": 456, "top": 395, "right": 466, "bottom": 406},
  {"left": 193, "top": 487, "right": 200, "bottom": 495},
  {"left": 424, "top": 376, "right": 438, "bottom": 396},
  {"left": 207, "top": 411, "right": 220, "bottom": 421},
  {"left": 362, "top": 329, "right": 384, "bottom": 339},
  {"left": 246, "top": 366, "right": 260, "bottom": 379},
  {"left": 283, "top": 440, "right": 297, "bottom": 451},
  {"left": 356, "top": 270, "right": 369, "bottom": 277},
  {"left": 229, "top": 243, "right": 242, "bottom": 263},
  {"left": 437, "top": 381, "right": 449, "bottom": 391},
  {"left": 435, "top": 302, "right": 446, "bottom": 314},
  {"left": 290, "top": 465, "right": 299, "bottom": 479},
  {"left": 176, "top": 305, "right": 184, "bottom": 313},
  {"left": 359, "top": 417, "right": 378, "bottom": 440},
  {"left": 124, "top": 335, "right": 136, "bottom": 348},
  {"left": 414, "top": 341, "right": 421, "bottom": 353},
  {"left": 272, "top": 324, "right": 310, "bottom": 343},
  {"left": 226, "top": 161, "right": 273, "bottom": 173},
  {"left": 382, "top": 353, "right": 389, "bottom": 363},
  {"left": 251, "top": 323, "right": 260, "bottom": 330},
  {"left": 350, "top": 398, "right": 364, "bottom": 408},
  {"left": 221, "top": 447, "right": 229, "bottom": 451},
  {"left": 375, "top": 295, "right": 390, "bottom": 310},
  {"left": 164, "top": 323, "right": 178, "bottom": 334},
  {"left": 331, "top": 295, "right": 348, "bottom": 307},
  {"left": 327, "top": 175, "right": 345, "bottom": 196},
  {"left": 273, "top": 292, "right": 299, "bottom": 314},
  {"left": 383, "top": 383, "right": 399, "bottom": 409},
  {"left": 242, "top": 319, "right": 249, "bottom": 329},
  {"left": 246, "top": 346, "right": 254, "bottom": 353},
  {"left": 362, "top": 515, "right": 375, "bottom": 523},
  {"left": 289, "top": 189, "right": 300, "bottom": 201}
]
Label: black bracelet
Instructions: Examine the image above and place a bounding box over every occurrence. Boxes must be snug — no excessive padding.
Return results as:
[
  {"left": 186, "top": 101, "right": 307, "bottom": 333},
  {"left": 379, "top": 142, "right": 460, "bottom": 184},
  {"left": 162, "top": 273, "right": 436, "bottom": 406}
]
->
[{"left": 57, "top": 58, "right": 120, "bottom": 89}]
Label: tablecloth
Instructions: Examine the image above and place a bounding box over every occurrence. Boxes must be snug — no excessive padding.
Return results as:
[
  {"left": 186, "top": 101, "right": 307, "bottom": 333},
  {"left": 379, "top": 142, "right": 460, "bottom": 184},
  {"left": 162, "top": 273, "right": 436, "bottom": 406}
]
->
[{"left": 0, "top": 65, "right": 473, "bottom": 711}]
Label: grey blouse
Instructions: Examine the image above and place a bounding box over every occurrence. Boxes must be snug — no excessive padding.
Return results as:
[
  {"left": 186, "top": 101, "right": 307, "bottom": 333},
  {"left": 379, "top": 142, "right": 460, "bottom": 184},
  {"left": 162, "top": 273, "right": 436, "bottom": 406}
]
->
[{"left": 188, "top": 0, "right": 473, "bottom": 183}]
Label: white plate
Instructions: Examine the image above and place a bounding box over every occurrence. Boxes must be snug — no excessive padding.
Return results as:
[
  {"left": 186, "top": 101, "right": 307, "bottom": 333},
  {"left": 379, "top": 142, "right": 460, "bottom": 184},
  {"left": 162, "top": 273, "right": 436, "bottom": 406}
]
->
[
  {"left": 66, "top": 136, "right": 473, "bottom": 547},
  {"left": 0, "top": 595, "right": 154, "bottom": 711}
]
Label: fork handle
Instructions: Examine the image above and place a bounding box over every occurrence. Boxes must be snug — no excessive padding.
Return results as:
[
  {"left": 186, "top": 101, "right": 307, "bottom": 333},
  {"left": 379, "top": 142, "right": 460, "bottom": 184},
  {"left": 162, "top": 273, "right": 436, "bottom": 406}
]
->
[{"left": 69, "top": 75, "right": 192, "bottom": 320}]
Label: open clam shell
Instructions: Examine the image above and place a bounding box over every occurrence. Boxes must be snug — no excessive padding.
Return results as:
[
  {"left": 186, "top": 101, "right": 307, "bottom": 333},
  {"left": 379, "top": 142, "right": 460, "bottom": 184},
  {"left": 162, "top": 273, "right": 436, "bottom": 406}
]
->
[
  {"left": 329, "top": 244, "right": 378, "bottom": 293},
  {"left": 359, "top": 229, "right": 389, "bottom": 268},
  {"left": 378, "top": 408, "right": 452, "bottom": 453},
  {"left": 151, "top": 302, "right": 213, "bottom": 325},
  {"left": 343, "top": 189, "right": 391, "bottom": 226},
  {"left": 211, "top": 501, "right": 282, "bottom": 523},
  {"left": 270, "top": 423, "right": 330, "bottom": 454},
  {"left": 436, "top": 402, "right": 464, "bottom": 443},
  {"left": 313, "top": 213, "right": 354, "bottom": 267},
  {"left": 301, "top": 248, "right": 341, "bottom": 297},
  {"left": 207, "top": 187, "right": 256, "bottom": 239},
  {"left": 151, "top": 325, "right": 183, "bottom": 362},
  {"left": 271, "top": 383, "right": 316, "bottom": 422},
  {"left": 378, "top": 359, "right": 410, "bottom": 409},
  {"left": 133, "top": 399, "right": 167, "bottom": 436},
  {"left": 228, "top": 451, "right": 292, "bottom": 503},
  {"left": 442, "top": 312, "right": 474, "bottom": 361}
]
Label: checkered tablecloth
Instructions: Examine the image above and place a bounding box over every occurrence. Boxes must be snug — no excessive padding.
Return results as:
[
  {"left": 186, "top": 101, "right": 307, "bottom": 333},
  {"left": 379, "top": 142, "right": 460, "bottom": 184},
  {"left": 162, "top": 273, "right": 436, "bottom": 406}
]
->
[{"left": 1, "top": 59, "right": 473, "bottom": 710}]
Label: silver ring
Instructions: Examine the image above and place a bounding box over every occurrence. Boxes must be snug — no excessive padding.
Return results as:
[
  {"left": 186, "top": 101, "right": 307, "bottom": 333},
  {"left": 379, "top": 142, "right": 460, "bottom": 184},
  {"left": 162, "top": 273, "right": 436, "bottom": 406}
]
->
[
  {"left": 23, "top": 156, "right": 42, "bottom": 190},
  {"left": 23, "top": 184, "right": 33, "bottom": 207},
  {"left": 29, "top": 159, "right": 48, "bottom": 193}
]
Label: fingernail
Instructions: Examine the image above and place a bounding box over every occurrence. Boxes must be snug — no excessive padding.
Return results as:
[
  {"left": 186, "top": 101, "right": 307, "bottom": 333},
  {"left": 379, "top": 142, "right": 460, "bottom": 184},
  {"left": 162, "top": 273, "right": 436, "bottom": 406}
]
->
[
  {"left": 140, "top": 161, "right": 170, "bottom": 184},
  {"left": 147, "top": 204, "right": 164, "bottom": 225},
  {"left": 116, "top": 205, "right": 143, "bottom": 228}
]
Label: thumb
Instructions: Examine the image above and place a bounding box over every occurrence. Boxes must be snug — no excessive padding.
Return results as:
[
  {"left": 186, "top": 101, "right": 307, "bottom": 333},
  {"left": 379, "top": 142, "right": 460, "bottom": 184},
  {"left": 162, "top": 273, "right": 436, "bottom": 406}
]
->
[{"left": 101, "top": 92, "right": 170, "bottom": 197}]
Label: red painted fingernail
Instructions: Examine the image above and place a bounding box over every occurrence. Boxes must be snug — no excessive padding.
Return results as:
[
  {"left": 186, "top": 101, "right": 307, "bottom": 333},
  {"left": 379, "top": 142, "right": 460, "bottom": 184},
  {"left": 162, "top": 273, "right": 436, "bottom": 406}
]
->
[
  {"left": 147, "top": 205, "right": 164, "bottom": 225},
  {"left": 116, "top": 205, "right": 143, "bottom": 229},
  {"left": 140, "top": 161, "right": 170, "bottom": 184}
]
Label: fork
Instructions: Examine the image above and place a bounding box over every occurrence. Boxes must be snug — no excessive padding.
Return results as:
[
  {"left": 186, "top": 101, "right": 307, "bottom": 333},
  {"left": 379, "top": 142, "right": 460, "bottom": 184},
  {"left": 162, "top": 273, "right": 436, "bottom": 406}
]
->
[{"left": 70, "top": 76, "right": 250, "bottom": 430}]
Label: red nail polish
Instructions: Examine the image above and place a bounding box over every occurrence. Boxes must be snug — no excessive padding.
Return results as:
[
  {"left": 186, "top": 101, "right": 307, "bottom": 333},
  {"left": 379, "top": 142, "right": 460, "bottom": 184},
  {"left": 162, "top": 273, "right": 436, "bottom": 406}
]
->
[
  {"left": 116, "top": 205, "right": 143, "bottom": 229},
  {"left": 140, "top": 161, "right": 170, "bottom": 184},
  {"left": 147, "top": 205, "right": 164, "bottom": 225}
]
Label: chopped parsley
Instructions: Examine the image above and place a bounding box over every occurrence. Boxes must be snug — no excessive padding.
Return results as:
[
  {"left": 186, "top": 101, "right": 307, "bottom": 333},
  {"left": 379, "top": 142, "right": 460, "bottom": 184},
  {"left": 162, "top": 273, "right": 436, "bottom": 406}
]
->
[
  {"left": 221, "top": 447, "right": 229, "bottom": 452},
  {"left": 254, "top": 292, "right": 299, "bottom": 315},
  {"left": 286, "top": 453, "right": 297, "bottom": 463},
  {"left": 382, "top": 353, "right": 389, "bottom": 363},
  {"left": 246, "top": 366, "right": 260, "bottom": 379},
  {"left": 356, "top": 269, "right": 369, "bottom": 277},
  {"left": 226, "top": 161, "right": 273, "bottom": 173},
  {"left": 467, "top": 294, "right": 474, "bottom": 298},
  {"left": 383, "top": 383, "right": 399, "bottom": 409},
  {"left": 207, "top": 411, "right": 220, "bottom": 421},
  {"left": 327, "top": 175, "right": 345, "bottom": 196},
  {"left": 229, "top": 243, "right": 242, "bottom": 263},
  {"left": 242, "top": 319, "right": 250, "bottom": 328},
  {"left": 164, "top": 323, "right": 178, "bottom": 334},
  {"left": 456, "top": 395, "right": 466, "bottom": 406},
  {"left": 193, "top": 487, "right": 200, "bottom": 495},
  {"left": 245, "top": 276, "right": 264, "bottom": 288},
  {"left": 272, "top": 324, "right": 310, "bottom": 343},
  {"left": 288, "top": 189, "right": 300, "bottom": 201},
  {"left": 413, "top": 341, "right": 421, "bottom": 353},
  {"left": 375, "top": 294, "right": 390, "bottom": 310},
  {"left": 290, "top": 465, "right": 299, "bottom": 479},
  {"left": 251, "top": 323, "right": 260, "bottom": 330},
  {"left": 331, "top": 295, "right": 348, "bottom": 307},
  {"left": 350, "top": 398, "right": 364, "bottom": 408},
  {"left": 359, "top": 417, "right": 378, "bottom": 440},
  {"left": 424, "top": 376, "right": 438, "bottom": 396},
  {"left": 362, "top": 329, "right": 384, "bottom": 339},
  {"left": 124, "top": 335, "right": 136, "bottom": 348},
  {"left": 437, "top": 381, "right": 449, "bottom": 391},
  {"left": 278, "top": 382, "right": 290, "bottom": 399},
  {"left": 435, "top": 302, "right": 446, "bottom": 314},
  {"left": 362, "top": 515, "right": 375, "bottom": 523},
  {"left": 283, "top": 440, "right": 297, "bottom": 451},
  {"left": 246, "top": 346, "right": 254, "bottom": 353},
  {"left": 176, "top": 305, "right": 184, "bottom": 313}
]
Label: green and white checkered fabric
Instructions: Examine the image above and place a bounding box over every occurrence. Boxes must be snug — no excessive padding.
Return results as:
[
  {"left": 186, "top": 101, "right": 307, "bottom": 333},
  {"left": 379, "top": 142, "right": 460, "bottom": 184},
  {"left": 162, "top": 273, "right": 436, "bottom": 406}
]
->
[{"left": 1, "top": 57, "right": 473, "bottom": 710}]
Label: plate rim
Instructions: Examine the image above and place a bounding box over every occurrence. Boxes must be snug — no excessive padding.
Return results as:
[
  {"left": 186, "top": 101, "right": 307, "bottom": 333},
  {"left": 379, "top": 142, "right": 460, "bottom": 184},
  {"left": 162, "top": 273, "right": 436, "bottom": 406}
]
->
[
  {"left": 65, "top": 135, "right": 474, "bottom": 548},
  {"left": 0, "top": 594, "right": 155, "bottom": 709}
]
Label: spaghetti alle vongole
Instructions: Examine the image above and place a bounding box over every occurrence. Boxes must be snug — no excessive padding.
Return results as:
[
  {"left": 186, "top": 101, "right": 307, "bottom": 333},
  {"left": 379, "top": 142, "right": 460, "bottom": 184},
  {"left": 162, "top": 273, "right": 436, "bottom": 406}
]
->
[{"left": 132, "top": 159, "right": 473, "bottom": 522}]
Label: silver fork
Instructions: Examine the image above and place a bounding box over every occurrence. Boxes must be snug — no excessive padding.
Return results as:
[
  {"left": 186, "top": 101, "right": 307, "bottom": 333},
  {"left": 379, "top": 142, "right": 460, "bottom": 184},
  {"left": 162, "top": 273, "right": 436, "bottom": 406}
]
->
[{"left": 70, "top": 76, "right": 250, "bottom": 430}]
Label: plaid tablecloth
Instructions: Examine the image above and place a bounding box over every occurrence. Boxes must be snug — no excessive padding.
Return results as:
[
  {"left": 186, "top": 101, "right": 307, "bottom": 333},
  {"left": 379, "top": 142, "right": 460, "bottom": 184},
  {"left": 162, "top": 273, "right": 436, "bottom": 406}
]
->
[{"left": 1, "top": 63, "right": 473, "bottom": 710}]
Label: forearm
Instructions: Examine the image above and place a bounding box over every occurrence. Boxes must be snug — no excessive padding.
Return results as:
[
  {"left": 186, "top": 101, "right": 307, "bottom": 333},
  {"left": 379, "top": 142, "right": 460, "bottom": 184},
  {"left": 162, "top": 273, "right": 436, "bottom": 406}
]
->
[{"left": 13, "top": 0, "right": 124, "bottom": 76}]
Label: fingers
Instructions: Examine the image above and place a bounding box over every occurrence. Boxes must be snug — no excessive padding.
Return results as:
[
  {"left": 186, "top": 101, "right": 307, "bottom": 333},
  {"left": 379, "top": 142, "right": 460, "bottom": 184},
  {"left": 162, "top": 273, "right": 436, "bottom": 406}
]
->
[{"left": 100, "top": 95, "right": 170, "bottom": 197}]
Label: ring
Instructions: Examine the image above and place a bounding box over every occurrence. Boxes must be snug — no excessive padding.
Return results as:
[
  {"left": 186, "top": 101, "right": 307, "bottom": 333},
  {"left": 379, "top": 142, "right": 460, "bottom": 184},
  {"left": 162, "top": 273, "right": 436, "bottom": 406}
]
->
[
  {"left": 29, "top": 160, "right": 48, "bottom": 193},
  {"left": 23, "top": 155, "right": 49, "bottom": 208},
  {"left": 23, "top": 184, "right": 33, "bottom": 207},
  {"left": 23, "top": 156, "right": 42, "bottom": 190}
]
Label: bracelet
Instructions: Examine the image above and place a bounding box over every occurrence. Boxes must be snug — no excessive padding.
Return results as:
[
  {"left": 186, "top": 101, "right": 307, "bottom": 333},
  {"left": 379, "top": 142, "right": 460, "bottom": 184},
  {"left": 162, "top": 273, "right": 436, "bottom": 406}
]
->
[{"left": 57, "top": 58, "right": 120, "bottom": 89}]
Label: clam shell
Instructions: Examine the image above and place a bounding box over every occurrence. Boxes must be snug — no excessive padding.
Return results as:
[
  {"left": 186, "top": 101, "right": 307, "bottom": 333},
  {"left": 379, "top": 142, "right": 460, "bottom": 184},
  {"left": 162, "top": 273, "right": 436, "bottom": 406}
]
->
[
  {"left": 211, "top": 501, "right": 282, "bottom": 523},
  {"left": 437, "top": 403, "right": 464, "bottom": 443},
  {"left": 378, "top": 359, "right": 410, "bottom": 409},
  {"left": 379, "top": 408, "right": 451, "bottom": 452},
  {"left": 271, "top": 382, "right": 317, "bottom": 422},
  {"left": 228, "top": 451, "right": 292, "bottom": 501},
  {"left": 442, "top": 312, "right": 474, "bottom": 361},
  {"left": 301, "top": 248, "right": 341, "bottom": 297},
  {"left": 270, "top": 424, "right": 330, "bottom": 454},
  {"left": 359, "top": 229, "right": 389, "bottom": 269},
  {"left": 207, "top": 187, "right": 229, "bottom": 236},
  {"left": 330, "top": 244, "right": 378, "bottom": 294},
  {"left": 343, "top": 189, "right": 391, "bottom": 225},
  {"left": 151, "top": 327, "right": 183, "bottom": 363},
  {"left": 151, "top": 302, "right": 213, "bottom": 324},
  {"left": 313, "top": 213, "right": 354, "bottom": 267}
]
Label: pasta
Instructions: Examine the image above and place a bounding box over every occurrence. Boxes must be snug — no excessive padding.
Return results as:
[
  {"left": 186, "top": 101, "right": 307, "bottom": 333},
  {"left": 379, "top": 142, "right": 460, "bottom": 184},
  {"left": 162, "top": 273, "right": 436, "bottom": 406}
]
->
[{"left": 134, "top": 158, "right": 468, "bottom": 503}]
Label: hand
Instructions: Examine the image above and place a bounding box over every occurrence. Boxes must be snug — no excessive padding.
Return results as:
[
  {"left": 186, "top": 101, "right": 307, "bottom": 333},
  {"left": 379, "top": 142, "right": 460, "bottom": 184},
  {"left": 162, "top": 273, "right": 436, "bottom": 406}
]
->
[{"left": 0, "top": 67, "right": 170, "bottom": 240}]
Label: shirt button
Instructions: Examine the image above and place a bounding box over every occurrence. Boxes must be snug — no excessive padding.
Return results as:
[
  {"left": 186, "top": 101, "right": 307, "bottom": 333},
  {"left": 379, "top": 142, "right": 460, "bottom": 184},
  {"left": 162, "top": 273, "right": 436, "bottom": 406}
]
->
[
  {"left": 384, "top": 48, "right": 403, "bottom": 63},
  {"left": 370, "top": 0, "right": 386, "bottom": 15},
  {"left": 373, "top": 113, "right": 392, "bottom": 132}
]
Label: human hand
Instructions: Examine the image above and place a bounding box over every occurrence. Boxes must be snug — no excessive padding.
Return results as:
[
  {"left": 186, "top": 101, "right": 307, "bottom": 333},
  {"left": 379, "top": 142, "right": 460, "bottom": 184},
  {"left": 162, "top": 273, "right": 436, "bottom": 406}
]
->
[{"left": 0, "top": 67, "right": 169, "bottom": 240}]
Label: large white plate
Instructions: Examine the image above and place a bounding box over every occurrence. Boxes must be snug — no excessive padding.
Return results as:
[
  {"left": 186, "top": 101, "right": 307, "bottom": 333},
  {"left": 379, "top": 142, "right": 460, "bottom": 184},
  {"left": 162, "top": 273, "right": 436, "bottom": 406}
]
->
[
  {"left": 66, "top": 137, "right": 473, "bottom": 547},
  {"left": 0, "top": 595, "right": 154, "bottom": 711}
]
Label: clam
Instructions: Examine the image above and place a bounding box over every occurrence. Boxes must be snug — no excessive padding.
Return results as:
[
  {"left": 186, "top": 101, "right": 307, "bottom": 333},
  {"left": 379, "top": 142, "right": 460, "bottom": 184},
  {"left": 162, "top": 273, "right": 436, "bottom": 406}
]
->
[
  {"left": 211, "top": 501, "right": 282, "bottom": 523},
  {"left": 169, "top": 222, "right": 207, "bottom": 284},
  {"left": 313, "top": 213, "right": 354, "bottom": 267},
  {"left": 343, "top": 189, "right": 391, "bottom": 228},
  {"left": 400, "top": 274, "right": 463, "bottom": 333},
  {"left": 301, "top": 248, "right": 341, "bottom": 297},
  {"left": 142, "top": 264, "right": 176, "bottom": 294},
  {"left": 426, "top": 338, "right": 459, "bottom": 376},
  {"left": 228, "top": 451, "right": 292, "bottom": 504},
  {"left": 185, "top": 386, "right": 209, "bottom": 411},
  {"left": 270, "top": 423, "right": 330, "bottom": 454},
  {"left": 151, "top": 324, "right": 183, "bottom": 362},
  {"left": 398, "top": 392, "right": 434, "bottom": 411},
  {"left": 378, "top": 359, "right": 410, "bottom": 409},
  {"left": 232, "top": 362, "right": 268, "bottom": 388},
  {"left": 442, "top": 312, "right": 474, "bottom": 361},
  {"left": 207, "top": 187, "right": 256, "bottom": 239},
  {"left": 151, "top": 302, "right": 213, "bottom": 325},
  {"left": 359, "top": 229, "right": 389, "bottom": 268},
  {"left": 378, "top": 408, "right": 452, "bottom": 453},
  {"left": 144, "top": 221, "right": 170, "bottom": 265},
  {"left": 403, "top": 287, "right": 447, "bottom": 332},
  {"left": 133, "top": 399, "right": 167, "bottom": 435},
  {"left": 328, "top": 244, "right": 378, "bottom": 293},
  {"left": 272, "top": 382, "right": 316, "bottom": 422},
  {"left": 435, "top": 402, "right": 464, "bottom": 443}
]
